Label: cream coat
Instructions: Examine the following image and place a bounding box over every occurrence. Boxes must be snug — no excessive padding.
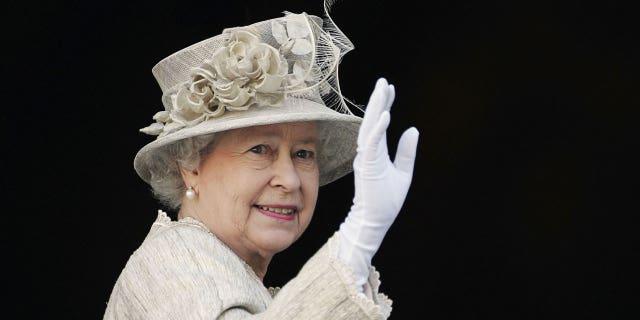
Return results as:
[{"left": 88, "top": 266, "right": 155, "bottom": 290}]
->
[{"left": 103, "top": 210, "right": 392, "bottom": 319}]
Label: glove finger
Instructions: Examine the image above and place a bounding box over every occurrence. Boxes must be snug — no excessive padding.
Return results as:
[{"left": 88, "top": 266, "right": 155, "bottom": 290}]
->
[
  {"left": 363, "top": 110, "right": 391, "bottom": 162},
  {"left": 359, "top": 78, "right": 390, "bottom": 146},
  {"left": 393, "top": 127, "right": 420, "bottom": 175},
  {"left": 383, "top": 84, "right": 395, "bottom": 113},
  {"left": 360, "top": 78, "right": 388, "bottom": 136}
]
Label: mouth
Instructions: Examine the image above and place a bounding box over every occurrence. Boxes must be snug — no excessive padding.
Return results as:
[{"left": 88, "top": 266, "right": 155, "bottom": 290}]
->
[{"left": 254, "top": 205, "right": 298, "bottom": 216}]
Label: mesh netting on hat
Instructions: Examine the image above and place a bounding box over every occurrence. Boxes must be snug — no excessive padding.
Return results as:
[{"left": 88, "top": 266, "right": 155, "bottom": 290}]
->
[
  {"left": 141, "top": 0, "right": 358, "bottom": 138},
  {"left": 134, "top": 0, "right": 363, "bottom": 187}
]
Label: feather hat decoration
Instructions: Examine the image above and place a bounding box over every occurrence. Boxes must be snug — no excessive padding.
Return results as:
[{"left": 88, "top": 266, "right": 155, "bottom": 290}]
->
[{"left": 134, "top": 0, "right": 363, "bottom": 186}]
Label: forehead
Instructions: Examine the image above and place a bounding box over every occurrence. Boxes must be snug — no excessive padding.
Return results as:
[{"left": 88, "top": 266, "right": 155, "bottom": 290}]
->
[{"left": 223, "top": 122, "right": 318, "bottom": 142}]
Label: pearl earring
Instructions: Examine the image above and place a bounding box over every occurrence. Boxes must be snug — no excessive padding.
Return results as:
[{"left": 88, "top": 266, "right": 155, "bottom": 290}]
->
[{"left": 185, "top": 186, "right": 196, "bottom": 200}]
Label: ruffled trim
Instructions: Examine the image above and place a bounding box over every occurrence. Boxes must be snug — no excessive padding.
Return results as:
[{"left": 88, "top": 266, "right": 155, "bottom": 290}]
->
[
  {"left": 325, "top": 232, "right": 393, "bottom": 319},
  {"left": 267, "top": 286, "right": 281, "bottom": 297},
  {"left": 365, "top": 267, "right": 392, "bottom": 318},
  {"left": 155, "top": 209, "right": 172, "bottom": 223}
]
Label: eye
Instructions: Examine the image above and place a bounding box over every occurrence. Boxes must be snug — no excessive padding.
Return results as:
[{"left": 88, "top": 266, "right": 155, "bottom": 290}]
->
[
  {"left": 295, "top": 149, "right": 315, "bottom": 160},
  {"left": 249, "top": 144, "right": 268, "bottom": 154}
]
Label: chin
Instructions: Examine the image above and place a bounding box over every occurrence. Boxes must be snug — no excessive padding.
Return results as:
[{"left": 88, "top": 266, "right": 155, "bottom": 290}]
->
[{"left": 255, "top": 231, "right": 298, "bottom": 253}]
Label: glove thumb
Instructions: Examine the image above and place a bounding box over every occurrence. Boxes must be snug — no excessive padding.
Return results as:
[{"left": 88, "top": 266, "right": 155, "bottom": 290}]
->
[{"left": 393, "top": 127, "right": 419, "bottom": 175}]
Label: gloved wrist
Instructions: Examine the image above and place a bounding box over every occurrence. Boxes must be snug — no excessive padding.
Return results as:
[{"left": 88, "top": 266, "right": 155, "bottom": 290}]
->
[{"left": 337, "top": 215, "right": 376, "bottom": 292}]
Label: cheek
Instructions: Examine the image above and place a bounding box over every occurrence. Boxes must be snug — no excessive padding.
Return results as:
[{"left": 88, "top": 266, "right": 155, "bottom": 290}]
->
[
  {"left": 213, "top": 174, "right": 260, "bottom": 227},
  {"left": 202, "top": 168, "right": 252, "bottom": 210},
  {"left": 226, "top": 168, "right": 271, "bottom": 204},
  {"left": 305, "top": 181, "right": 319, "bottom": 205},
  {"left": 301, "top": 169, "right": 319, "bottom": 209}
]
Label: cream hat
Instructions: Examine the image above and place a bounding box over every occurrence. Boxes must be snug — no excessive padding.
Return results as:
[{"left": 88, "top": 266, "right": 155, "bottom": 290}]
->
[{"left": 133, "top": 2, "right": 362, "bottom": 186}]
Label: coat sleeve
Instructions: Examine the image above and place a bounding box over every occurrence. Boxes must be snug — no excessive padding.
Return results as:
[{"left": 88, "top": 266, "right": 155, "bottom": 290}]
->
[{"left": 262, "top": 232, "right": 393, "bottom": 320}]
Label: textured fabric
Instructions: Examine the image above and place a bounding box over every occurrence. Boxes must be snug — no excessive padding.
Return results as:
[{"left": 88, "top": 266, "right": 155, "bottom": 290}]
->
[{"left": 103, "top": 210, "right": 392, "bottom": 319}]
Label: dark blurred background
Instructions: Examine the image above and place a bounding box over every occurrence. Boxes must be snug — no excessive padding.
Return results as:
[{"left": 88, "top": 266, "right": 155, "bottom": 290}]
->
[{"left": 3, "top": 0, "right": 638, "bottom": 318}]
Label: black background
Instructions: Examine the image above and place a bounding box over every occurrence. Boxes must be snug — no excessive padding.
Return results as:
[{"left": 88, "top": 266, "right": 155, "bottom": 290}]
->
[{"left": 3, "top": 0, "right": 638, "bottom": 319}]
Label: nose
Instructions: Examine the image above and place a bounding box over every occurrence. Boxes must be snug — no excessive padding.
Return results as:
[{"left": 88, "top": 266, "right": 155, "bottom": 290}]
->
[{"left": 269, "top": 151, "right": 301, "bottom": 191}]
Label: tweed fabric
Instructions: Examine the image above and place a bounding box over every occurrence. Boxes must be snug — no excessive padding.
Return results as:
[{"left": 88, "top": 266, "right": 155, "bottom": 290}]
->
[{"left": 103, "top": 210, "right": 392, "bottom": 319}]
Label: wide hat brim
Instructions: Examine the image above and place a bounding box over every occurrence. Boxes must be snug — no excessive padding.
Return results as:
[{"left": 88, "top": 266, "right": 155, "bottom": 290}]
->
[{"left": 134, "top": 98, "right": 362, "bottom": 187}]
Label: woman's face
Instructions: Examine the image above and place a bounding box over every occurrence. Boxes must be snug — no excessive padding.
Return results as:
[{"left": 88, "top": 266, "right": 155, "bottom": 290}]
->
[{"left": 184, "top": 122, "right": 320, "bottom": 261}]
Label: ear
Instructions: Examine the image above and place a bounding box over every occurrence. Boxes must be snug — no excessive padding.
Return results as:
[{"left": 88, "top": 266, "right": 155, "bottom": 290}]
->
[{"left": 179, "top": 165, "right": 199, "bottom": 189}]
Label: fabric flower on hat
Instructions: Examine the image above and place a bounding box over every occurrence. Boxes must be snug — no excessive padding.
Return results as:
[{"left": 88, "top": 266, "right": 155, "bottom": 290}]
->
[
  {"left": 272, "top": 14, "right": 313, "bottom": 56},
  {"left": 272, "top": 14, "right": 314, "bottom": 87},
  {"left": 141, "top": 28, "right": 293, "bottom": 136}
]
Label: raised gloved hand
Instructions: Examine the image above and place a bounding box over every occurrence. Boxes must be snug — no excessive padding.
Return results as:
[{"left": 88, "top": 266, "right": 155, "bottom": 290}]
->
[{"left": 337, "top": 77, "right": 420, "bottom": 292}]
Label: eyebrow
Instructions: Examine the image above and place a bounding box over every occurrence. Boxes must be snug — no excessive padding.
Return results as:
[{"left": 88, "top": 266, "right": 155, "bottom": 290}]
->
[
  {"left": 296, "top": 135, "right": 319, "bottom": 144},
  {"left": 274, "top": 135, "right": 318, "bottom": 145},
  {"left": 250, "top": 130, "right": 318, "bottom": 144}
]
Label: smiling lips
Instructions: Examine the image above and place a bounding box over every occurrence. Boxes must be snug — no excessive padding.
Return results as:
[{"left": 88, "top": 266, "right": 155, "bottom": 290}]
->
[{"left": 255, "top": 205, "right": 297, "bottom": 220}]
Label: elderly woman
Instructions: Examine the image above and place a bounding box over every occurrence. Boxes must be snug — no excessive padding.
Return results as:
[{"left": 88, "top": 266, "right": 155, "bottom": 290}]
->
[{"left": 103, "top": 2, "right": 419, "bottom": 319}]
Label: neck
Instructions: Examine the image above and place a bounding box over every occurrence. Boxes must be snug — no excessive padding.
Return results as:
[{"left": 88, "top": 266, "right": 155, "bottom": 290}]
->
[
  {"left": 178, "top": 207, "right": 272, "bottom": 281},
  {"left": 244, "top": 255, "right": 270, "bottom": 281},
  {"left": 223, "top": 237, "right": 274, "bottom": 281}
]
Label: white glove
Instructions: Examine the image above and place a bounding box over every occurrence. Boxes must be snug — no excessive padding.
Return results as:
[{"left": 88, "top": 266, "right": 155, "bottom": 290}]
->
[{"left": 337, "top": 77, "right": 420, "bottom": 291}]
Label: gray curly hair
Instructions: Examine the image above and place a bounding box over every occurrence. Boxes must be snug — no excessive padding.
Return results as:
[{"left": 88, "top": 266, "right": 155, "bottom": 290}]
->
[{"left": 146, "top": 133, "right": 217, "bottom": 210}]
